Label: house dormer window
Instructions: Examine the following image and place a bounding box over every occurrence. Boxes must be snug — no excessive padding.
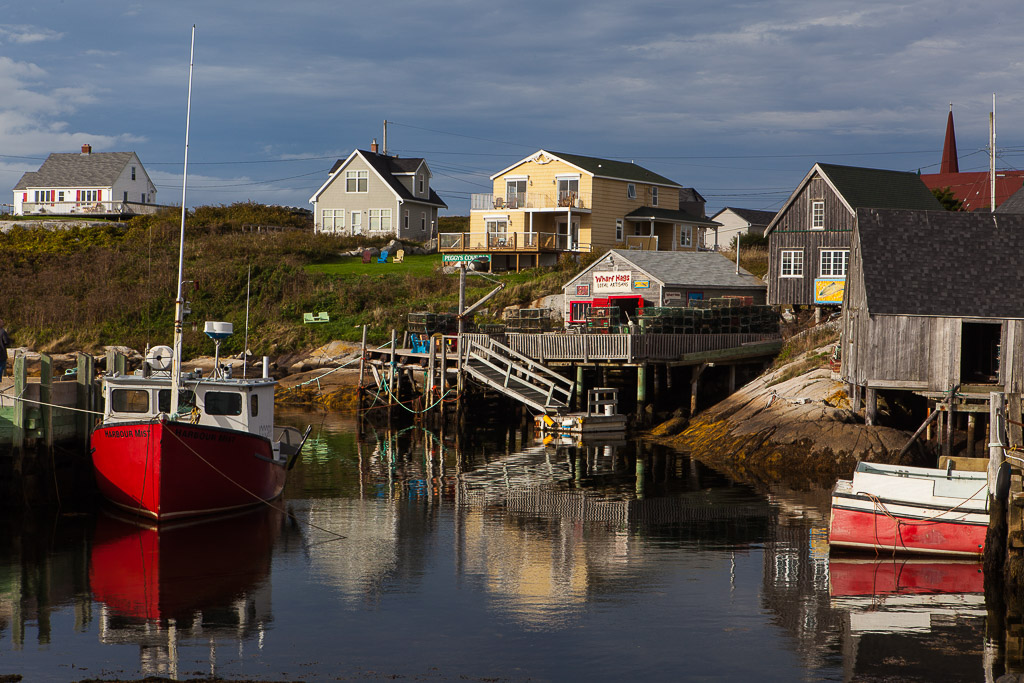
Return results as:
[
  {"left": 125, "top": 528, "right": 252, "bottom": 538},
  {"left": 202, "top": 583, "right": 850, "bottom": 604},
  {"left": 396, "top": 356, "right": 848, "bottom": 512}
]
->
[
  {"left": 652, "top": 187, "right": 659, "bottom": 206},
  {"left": 811, "top": 200, "right": 824, "bottom": 229},
  {"left": 418, "top": 175, "right": 424, "bottom": 194},
  {"left": 346, "top": 170, "right": 368, "bottom": 193},
  {"left": 627, "top": 183, "right": 636, "bottom": 199}
]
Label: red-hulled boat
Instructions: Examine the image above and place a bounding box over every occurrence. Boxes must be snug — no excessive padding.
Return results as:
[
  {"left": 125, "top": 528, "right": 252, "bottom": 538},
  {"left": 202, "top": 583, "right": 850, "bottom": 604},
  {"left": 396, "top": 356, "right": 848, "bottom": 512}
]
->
[
  {"left": 90, "top": 32, "right": 307, "bottom": 521},
  {"left": 90, "top": 358, "right": 305, "bottom": 520},
  {"left": 829, "top": 461, "right": 989, "bottom": 557}
]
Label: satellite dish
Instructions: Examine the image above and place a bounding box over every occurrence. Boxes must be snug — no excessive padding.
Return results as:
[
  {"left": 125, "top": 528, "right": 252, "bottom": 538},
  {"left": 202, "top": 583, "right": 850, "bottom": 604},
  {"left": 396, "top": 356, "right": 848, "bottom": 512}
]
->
[{"left": 147, "top": 345, "right": 174, "bottom": 371}]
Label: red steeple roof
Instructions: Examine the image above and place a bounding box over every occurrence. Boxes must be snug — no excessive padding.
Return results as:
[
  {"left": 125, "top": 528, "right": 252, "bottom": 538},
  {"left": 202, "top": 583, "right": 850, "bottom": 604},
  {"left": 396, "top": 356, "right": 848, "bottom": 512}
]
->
[{"left": 941, "top": 105, "right": 959, "bottom": 174}]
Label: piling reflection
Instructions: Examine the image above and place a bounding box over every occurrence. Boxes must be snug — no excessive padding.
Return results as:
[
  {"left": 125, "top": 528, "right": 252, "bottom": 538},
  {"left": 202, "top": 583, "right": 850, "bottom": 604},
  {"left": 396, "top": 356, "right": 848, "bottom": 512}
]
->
[{"left": 0, "top": 413, "right": 1009, "bottom": 680}]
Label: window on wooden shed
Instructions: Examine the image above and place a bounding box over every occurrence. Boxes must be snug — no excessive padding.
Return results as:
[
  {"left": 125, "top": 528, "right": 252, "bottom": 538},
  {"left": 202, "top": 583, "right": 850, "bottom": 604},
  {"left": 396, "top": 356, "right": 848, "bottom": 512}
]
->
[
  {"left": 819, "top": 249, "right": 849, "bottom": 277},
  {"left": 780, "top": 250, "right": 804, "bottom": 277},
  {"left": 811, "top": 200, "right": 825, "bottom": 229},
  {"left": 569, "top": 301, "right": 592, "bottom": 323}
]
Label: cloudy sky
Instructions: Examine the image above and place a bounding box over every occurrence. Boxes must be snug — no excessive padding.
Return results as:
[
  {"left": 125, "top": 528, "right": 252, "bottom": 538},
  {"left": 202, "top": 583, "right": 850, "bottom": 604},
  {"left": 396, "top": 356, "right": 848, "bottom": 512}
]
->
[{"left": 3, "top": 1, "right": 1022, "bottom": 216}]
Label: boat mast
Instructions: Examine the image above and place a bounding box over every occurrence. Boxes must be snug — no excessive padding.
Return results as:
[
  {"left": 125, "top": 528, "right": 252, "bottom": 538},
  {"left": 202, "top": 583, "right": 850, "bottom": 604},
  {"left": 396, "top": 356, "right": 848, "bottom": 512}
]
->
[{"left": 170, "top": 25, "right": 196, "bottom": 418}]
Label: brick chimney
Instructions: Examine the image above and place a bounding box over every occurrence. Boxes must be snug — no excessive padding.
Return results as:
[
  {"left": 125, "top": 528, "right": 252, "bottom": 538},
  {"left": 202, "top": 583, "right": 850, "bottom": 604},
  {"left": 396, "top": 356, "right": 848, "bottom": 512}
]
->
[
  {"left": 81, "top": 144, "right": 92, "bottom": 155},
  {"left": 370, "top": 138, "right": 378, "bottom": 154}
]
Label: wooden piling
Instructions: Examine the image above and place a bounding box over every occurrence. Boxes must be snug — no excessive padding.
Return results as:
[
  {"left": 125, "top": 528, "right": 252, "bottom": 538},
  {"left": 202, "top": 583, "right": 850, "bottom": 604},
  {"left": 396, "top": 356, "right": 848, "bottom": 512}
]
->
[
  {"left": 865, "top": 387, "right": 878, "bottom": 426},
  {"left": 40, "top": 353, "right": 52, "bottom": 451},
  {"left": 389, "top": 329, "right": 397, "bottom": 408},
  {"left": 12, "top": 352, "right": 25, "bottom": 455}
]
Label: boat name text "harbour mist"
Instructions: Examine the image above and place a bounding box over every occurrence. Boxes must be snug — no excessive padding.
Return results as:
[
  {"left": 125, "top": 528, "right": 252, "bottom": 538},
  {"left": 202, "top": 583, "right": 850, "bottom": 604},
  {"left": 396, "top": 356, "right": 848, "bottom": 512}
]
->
[{"left": 105, "top": 428, "right": 151, "bottom": 438}]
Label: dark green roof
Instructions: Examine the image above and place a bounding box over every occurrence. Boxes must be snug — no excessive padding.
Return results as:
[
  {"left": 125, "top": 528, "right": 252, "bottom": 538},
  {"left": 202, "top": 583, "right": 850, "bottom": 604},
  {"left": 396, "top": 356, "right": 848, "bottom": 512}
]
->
[
  {"left": 625, "top": 206, "right": 719, "bottom": 225},
  {"left": 546, "top": 151, "right": 681, "bottom": 187},
  {"left": 816, "top": 163, "right": 941, "bottom": 210}
]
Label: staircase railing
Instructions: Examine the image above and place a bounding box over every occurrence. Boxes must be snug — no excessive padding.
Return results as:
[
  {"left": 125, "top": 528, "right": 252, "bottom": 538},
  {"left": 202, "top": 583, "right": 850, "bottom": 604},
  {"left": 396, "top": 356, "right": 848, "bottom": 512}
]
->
[{"left": 461, "top": 336, "right": 574, "bottom": 414}]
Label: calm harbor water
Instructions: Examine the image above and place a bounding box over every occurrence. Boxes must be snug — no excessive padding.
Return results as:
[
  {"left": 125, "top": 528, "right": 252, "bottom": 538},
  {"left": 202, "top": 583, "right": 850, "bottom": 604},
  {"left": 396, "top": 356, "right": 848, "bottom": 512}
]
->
[{"left": 0, "top": 408, "right": 992, "bottom": 681}]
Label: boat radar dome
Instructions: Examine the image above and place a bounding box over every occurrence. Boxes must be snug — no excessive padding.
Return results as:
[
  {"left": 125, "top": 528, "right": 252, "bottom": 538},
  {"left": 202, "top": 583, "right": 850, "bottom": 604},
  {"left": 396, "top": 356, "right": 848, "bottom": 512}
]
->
[{"left": 204, "top": 321, "right": 233, "bottom": 340}]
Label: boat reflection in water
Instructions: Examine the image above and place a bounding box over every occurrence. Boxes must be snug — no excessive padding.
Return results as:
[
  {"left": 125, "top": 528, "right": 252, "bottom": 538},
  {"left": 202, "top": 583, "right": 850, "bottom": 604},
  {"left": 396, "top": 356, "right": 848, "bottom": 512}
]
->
[
  {"left": 89, "top": 505, "right": 289, "bottom": 678},
  {"left": 828, "top": 556, "right": 989, "bottom": 679}
]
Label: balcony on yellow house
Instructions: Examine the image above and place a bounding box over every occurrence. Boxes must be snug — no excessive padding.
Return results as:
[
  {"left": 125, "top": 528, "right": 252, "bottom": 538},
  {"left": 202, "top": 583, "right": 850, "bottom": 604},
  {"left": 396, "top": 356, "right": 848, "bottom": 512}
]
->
[{"left": 469, "top": 191, "right": 592, "bottom": 212}]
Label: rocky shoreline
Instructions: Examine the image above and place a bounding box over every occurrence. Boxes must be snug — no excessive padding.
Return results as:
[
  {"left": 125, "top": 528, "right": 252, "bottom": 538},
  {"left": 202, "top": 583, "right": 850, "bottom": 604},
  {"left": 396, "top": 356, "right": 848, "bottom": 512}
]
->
[{"left": 648, "top": 344, "right": 917, "bottom": 488}]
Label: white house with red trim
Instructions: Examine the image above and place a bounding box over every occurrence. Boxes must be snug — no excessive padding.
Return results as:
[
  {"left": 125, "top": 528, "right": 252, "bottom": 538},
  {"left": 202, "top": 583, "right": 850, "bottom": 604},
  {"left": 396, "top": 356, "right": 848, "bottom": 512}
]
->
[{"left": 12, "top": 144, "right": 158, "bottom": 216}]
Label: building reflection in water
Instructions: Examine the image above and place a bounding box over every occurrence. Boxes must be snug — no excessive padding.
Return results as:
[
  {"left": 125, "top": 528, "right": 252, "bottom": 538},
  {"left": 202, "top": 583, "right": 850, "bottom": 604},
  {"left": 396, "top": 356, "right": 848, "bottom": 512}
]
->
[
  {"left": 299, "top": 422, "right": 773, "bottom": 630},
  {"left": 0, "top": 415, "right": 1006, "bottom": 679}
]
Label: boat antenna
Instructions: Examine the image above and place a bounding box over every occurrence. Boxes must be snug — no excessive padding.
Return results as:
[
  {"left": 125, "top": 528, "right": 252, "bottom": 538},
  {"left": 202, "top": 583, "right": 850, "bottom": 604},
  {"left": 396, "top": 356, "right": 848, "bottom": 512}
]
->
[
  {"left": 243, "top": 263, "right": 251, "bottom": 377},
  {"left": 170, "top": 25, "right": 196, "bottom": 418}
]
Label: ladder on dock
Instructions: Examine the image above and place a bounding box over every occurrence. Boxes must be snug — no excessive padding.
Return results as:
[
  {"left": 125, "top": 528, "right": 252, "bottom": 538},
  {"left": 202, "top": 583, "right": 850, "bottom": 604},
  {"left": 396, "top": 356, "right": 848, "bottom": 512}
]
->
[{"left": 461, "top": 336, "right": 574, "bottom": 415}]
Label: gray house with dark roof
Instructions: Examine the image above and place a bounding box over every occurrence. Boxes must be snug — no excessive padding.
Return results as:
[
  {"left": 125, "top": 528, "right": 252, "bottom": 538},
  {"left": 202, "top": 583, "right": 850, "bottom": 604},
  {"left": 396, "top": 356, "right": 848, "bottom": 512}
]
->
[
  {"left": 309, "top": 142, "right": 447, "bottom": 240},
  {"left": 841, "top": 208, "right": 1024, "bottom": 420},
  {"left": 13, "top": 144, "right": 157, "bottom": 216},
  {"left": 764, "top": 163, "right": 942, "bottom": 308},
  {"left": 561, "top": 249, "right": 765, "bottom": 323}
]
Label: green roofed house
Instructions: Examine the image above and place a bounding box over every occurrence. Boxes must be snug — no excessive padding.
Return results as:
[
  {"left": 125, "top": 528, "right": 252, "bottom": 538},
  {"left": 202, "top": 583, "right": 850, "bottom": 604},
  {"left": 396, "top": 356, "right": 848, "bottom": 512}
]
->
[
  {"left": 442, "top": 150, "right": 720, "bottom": 272},
  {"left": 764, "top": 163, "right": 942, "bottom": 309}
]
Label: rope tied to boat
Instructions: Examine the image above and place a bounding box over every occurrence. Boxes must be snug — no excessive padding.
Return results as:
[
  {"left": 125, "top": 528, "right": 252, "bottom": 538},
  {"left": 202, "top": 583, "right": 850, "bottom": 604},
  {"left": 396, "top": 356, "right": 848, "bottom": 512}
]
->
[
  {"left": 162, "top": 425, "right": 348, "bottom": 544},
  {"left": 861, "top": 481, "right": 988, "bottom": 556}
]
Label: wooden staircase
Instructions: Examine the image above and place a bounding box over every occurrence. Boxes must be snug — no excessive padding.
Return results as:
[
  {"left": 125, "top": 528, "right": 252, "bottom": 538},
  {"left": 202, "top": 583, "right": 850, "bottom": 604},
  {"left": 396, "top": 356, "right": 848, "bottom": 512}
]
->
[{"left": 461, "top": 336, "right": 574, "bottom": 415}]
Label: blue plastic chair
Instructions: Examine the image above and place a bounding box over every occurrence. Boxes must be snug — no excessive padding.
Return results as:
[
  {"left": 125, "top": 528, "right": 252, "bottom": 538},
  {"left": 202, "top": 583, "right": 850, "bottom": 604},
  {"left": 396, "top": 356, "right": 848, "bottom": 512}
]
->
[{"left": 377, "top": 250, "right": 389, "bottom": 263}]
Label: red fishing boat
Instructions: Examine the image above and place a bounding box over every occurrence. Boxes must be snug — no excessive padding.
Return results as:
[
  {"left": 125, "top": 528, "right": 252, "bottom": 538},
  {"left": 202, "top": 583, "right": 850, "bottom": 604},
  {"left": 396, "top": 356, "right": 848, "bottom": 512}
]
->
[
  {"left": 90, "top": 30, "right": 307, "bottom": 521},
  {"left": 90, "top": 347, "right": 306, "bottom": 520},
  {"left": 829, "top": 461, "right": 989, "bottom": 557}
]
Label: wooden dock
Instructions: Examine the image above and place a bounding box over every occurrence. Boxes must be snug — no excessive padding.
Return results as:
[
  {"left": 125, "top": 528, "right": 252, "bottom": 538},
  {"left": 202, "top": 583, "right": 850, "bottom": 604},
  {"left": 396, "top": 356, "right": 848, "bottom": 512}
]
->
[{"left": 359, "top": 330, "right": 784, "bottom": 425}]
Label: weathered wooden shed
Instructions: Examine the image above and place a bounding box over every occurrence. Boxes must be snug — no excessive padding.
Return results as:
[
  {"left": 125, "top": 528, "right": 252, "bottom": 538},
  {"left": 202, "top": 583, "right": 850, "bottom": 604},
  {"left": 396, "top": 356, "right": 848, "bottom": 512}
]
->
[
  {"left": 841, "top": 208, "right": 1024, "bottom": 427},
  {"left": 561, "top": 249, "right": 766, "bottom": 324},
  {"left": 765, "top": 163, "right": 941, "bottom": 308}
]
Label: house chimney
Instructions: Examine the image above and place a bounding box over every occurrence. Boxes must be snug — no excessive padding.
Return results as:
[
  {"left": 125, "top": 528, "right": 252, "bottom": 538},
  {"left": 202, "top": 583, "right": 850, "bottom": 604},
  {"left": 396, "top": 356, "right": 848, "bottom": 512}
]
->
[
  {"left": 371, "top": 138, "right": 378, "bottom": 154},
  {"left": 81, "top": 144, "right": 92, "bottom": 155}
]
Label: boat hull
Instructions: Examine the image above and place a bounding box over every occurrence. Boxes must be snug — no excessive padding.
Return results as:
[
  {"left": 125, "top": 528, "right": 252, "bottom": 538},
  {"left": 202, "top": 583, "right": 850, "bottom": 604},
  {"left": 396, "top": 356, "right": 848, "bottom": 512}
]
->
[
  {"left": 91, "top": 419, "right": 286, "bottom": 521},
  {"left": 829, "top": 495, "right": 987, "bottom": 557}
]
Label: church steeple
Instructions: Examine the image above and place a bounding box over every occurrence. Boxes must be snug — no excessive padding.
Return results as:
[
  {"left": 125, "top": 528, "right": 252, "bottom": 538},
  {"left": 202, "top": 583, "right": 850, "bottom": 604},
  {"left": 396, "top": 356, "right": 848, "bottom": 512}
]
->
[{"left": 941, "top": 103, "right": 959, "bottom": 174}]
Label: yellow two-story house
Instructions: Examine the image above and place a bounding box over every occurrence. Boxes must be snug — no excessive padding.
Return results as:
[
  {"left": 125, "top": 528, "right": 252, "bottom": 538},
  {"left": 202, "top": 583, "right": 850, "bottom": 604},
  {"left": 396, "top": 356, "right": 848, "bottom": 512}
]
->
[{"left": 440, "top": 150, "right": 718, "bottom": 271}]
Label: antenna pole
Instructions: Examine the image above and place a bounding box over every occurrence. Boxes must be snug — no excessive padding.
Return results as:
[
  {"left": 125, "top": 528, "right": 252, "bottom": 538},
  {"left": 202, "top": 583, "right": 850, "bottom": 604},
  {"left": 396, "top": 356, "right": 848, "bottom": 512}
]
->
[
  {"left": 383, "top": 119, "right": 388, "bottom": 156},
  {"left": 170, "top": 25, "right": 196, "bottom": 417},
  {"left": 243, "top": 264, "right": 251, "bottom": 377},
  {"left": 991, "top": 93, "right": 997, "bottom": 212}
]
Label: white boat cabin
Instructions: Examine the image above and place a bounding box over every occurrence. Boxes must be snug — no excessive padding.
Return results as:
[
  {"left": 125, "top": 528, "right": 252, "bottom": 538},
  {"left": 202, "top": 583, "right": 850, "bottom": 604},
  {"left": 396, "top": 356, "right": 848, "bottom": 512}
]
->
[{"left": 101, "top": 371, "right": 277, "bottom": 442}]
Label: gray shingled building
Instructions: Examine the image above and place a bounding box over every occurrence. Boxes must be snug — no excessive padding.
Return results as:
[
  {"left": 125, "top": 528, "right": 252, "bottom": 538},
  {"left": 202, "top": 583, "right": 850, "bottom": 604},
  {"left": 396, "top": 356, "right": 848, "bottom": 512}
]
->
[
  {"left": 561, "top": 249, "right": 766, "bottom": 324},
  {"left": 841, "top": 208, "right": 1024, "bottom": 423},
  {"left": 13, "top": 144, "right": 158, "bottom": 216}
]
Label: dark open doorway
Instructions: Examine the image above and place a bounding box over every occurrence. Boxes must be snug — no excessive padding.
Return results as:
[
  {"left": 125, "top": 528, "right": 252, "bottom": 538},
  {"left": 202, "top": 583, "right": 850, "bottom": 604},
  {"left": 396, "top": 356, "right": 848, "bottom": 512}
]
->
[{"left": 960, "top": 322, "right": 1001, "bottom": 384}]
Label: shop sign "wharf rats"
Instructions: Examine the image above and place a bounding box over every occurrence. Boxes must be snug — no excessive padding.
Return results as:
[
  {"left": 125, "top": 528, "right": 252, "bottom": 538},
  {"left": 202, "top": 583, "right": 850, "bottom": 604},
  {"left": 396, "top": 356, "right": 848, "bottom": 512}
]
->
[{"left": 592, "top": 271, "right": 633, "bottom": 294}]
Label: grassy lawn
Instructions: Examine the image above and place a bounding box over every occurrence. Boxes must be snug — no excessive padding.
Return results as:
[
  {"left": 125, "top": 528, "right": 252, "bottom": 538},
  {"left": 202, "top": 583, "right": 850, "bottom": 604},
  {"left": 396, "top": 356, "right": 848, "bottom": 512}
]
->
[{"left": 305, "top": 252, "right": 443, "bottom": 277}]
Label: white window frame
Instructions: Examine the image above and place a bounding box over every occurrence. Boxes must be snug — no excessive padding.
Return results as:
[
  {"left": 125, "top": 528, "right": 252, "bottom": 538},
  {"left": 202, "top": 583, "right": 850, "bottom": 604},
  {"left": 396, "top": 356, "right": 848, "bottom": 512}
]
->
[
  {"left": 652, "top": 186, "right": 659, "bottom": 207},
  {"left": 421, "top": 212, "right": 426, "bottom": 231},
  {"left": 819, "top": 249, "right": 849, "bottom": 278},
  {"left": 811, "top": 200, "right": 825, "bottom": 230},
  {"left": 615, "top": 218, "right": 624, "bottom": 241},
  {"left": 780, "top": 249, "right": 804, "bottom": 277},
  {"left": 679, "top": 224, "right": 692, "bottom": 248},
  {"left": 418, "top": 175, "right": 424, "bottom": 194},
  {"left": 321, "top": 209, "right": 345, "bottom": 233},
  {"left": 346, "top": 170, "right": 368, "bottom": 193},
  {"left": 485, "top": 217, "right": 509, "bottom": 239},
  {"left": 351, "top": 210, "right": 363, "bottom": 233},
  {"left": 404, "top": 210, "right": 409, "bottom": 230},
  {"left": 627, "top": 183, "right": 636, "bottom": 199},
  {"left": 368, "top": 208, "right": 392, "bottom": 232}
]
